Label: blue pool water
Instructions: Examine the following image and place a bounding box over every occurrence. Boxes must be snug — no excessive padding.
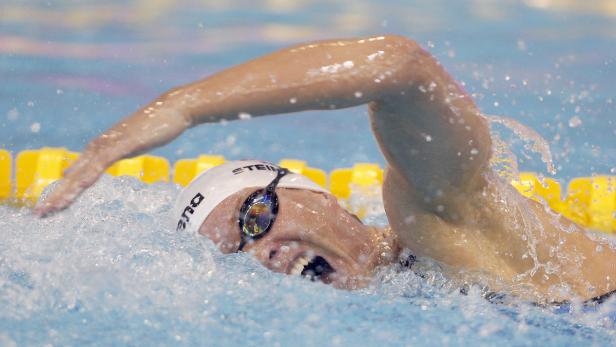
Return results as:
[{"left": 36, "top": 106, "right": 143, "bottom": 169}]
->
[{"left": 1, "top": 0, "right": 615, "bottom": 345}]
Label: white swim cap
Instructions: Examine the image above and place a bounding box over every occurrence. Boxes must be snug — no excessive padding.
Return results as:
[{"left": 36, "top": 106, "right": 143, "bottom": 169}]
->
[{"left": 173, "top": 160, "right": 328, "bottom": 233}]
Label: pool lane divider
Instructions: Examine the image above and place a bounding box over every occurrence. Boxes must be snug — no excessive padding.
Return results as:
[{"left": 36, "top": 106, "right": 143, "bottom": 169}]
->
[
  {"left": 1, "top": 147, "right": 614, "bottom": 233},
  {"left": 0, "top": 149, "right": 11, "bottom": 201}
]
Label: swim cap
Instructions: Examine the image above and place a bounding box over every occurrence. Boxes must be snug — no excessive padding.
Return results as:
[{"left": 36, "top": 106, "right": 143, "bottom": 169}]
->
[{"left": 173, "top": 160, "right": 328, "bottom": 233}]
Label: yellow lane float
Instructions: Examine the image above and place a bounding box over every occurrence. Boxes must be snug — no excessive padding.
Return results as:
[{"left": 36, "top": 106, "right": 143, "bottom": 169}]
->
[
  {"left": 2, "top": 148, "right": 614, "bottom": 233},
  {"left": 565, "top": 176, "right": 615, "bottom": 232},
  {"left": 16, "top": 147, "right": 79, "bottom": 205},
  {"left": 330, "top": 163, "right": 383, "bottom": 199},
  {"left": 0, "top": 149, "right": 11, "bottom": 201},
  {"left": 173, "top": 155, "right": 225, "bottom": 187},
  {"left": 107, "top": 155, "right": 170, "bottom": 184}
]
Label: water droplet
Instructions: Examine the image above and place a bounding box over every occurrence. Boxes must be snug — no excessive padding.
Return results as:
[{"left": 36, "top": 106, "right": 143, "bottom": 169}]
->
[
  {"left": 470, "top": 148, "right": 479, "bottom": 155},
  {"left": 568, "top": 116, "right": 582, "bottom": 128},
  {"left": 493, "top": 101, "right": 500, "bottom": 107},
  {"left": 404, "top": 215, "right": 416, "bottom": 225},
  {"left": 517, "top": 40, "right": 527, "bottom": 51},
  {"left": 238, "top": 112, "right": 252, "bottom": 120},
  {"left": 56, "top": 89, "right": 64, "bottom": 95},
  {"left": 354, "top": 91, "right": 363, "bottom": 98},
  {"left": 6, "top": 108, "right": 19, "bottom": 120},
  {"left": 30, "top": 122, "right": 41, "bottom": 133},
  {"left": 27, "top": 101, "right": 35, "bottom": 107},
  {"left": 342, "top": 61, "right": 354, "bottom": 69},
  {"left": 289, "top": 97, "right": 297, "bottom": 104}
]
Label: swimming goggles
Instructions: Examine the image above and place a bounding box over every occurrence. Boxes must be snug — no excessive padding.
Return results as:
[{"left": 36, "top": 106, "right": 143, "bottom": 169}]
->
[{"left": 238, "top": 168, "right": 289, "bottom": 251}]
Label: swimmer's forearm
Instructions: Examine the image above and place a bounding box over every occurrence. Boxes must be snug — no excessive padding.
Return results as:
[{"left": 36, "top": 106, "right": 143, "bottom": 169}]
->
[
  {"left": 86, "top": 105, "right": 191, "bottom": 166},
  {"left": 157, "top": 35, "right": 421, "bottom": 124}
]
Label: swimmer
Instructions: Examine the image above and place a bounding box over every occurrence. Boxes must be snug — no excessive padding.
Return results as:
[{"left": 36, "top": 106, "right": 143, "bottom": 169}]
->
[{"left": 35, "top": 35, "right": 616, "bottom": 303}]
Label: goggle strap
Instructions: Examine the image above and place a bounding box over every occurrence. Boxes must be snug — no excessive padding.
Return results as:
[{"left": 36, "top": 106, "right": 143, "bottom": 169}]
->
[{"left": 265, "top": 168, "right": 289, "bottom": 194}]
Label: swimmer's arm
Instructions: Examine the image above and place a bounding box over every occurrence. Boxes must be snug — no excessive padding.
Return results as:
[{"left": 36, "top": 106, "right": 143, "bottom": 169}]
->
[{"left": 36, "top": 35, "right": 487, "bottom": 216}]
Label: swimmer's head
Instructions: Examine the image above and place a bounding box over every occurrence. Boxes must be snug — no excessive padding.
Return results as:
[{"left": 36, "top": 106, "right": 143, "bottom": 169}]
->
[{"left": 174, "top": 160, "right": 399, "bottom": 289}]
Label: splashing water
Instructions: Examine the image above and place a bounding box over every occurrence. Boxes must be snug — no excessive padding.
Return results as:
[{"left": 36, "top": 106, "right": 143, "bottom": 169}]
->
[
  {"left": 486, "top": 115, "right": 557, "bottom": 176},
  {"left": 0, "top": 176, "right": 615, "bottom": 345}
]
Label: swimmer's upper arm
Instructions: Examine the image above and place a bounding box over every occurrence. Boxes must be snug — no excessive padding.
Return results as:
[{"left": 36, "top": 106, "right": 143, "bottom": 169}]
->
[
  {"left": 179, "top": 35, "right": 492, "bottom": 215},
  {"left": 369, "top": 37, "right": 492, "bottom": 218}
]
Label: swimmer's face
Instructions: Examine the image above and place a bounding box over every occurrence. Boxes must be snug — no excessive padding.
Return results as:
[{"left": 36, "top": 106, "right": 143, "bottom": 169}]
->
[{"left": 199, "top": 188, "right": 395, "bottom": 289}]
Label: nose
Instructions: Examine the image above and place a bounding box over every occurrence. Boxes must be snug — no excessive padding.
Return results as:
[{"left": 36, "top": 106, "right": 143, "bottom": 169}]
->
[{"left": 243, "top": 238, "right": 279, "bottom": 263}]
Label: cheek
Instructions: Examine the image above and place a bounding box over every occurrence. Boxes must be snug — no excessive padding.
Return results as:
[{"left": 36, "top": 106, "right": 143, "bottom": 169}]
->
[
  {"left": 200, "top": 222, "right": 240, "bottom": 254},
  {"left": 278, "top": 200, "right": 332, "bottom": 237}
]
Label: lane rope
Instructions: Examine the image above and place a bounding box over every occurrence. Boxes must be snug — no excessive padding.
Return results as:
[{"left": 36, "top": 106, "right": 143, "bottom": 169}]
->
[{"left": 1, "top": 147, "right": 613, "bottom": 233}]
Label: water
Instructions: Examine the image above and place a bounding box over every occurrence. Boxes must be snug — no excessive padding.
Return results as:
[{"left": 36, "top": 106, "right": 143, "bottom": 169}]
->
[
  {"left": 1, "top": 177, "right": 615, "bottom": 346},
  {"left": 1, "top": 0, "right": 615, "bottom": 345}
]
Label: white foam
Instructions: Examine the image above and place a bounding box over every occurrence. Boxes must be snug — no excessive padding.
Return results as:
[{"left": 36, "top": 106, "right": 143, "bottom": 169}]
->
[{"left": 0, "top": 176, "right": 613, "bottom": 345}]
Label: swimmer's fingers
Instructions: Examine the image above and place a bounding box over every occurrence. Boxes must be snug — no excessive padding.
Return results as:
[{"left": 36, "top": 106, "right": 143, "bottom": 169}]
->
[{"left": 33, "top": 154, "right": 107, "bottom": 217}]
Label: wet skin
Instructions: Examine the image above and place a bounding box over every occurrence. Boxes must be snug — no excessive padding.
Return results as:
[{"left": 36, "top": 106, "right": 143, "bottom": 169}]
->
[
  {"left": 37, "top": 35, "right": 616, "bottom": 302},
  {"left": 199, "top": 187, "right": 399, "bottom": 289}
]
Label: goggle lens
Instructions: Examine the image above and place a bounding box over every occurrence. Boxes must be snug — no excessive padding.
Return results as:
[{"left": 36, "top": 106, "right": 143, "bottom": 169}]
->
[
  {"left": 241, "top": 193, "right": 276, "bottom": 237},
  {"left": 237, "top": 168, "right": 288, "bottom": 251}
]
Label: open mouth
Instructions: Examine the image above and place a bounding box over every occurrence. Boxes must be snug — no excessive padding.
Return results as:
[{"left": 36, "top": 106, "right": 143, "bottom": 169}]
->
[{"left": 289, "top": 255, "right": 335, "bottom": 284}]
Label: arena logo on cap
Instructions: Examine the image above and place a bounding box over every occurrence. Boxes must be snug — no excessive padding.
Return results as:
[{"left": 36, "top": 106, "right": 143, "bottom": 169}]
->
[{"left": 176, "top": 192, "right": 205, "bottom": 231}]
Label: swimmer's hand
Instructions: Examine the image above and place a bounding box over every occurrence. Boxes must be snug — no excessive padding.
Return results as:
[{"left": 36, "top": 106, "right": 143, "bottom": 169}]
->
[
  {"left": 34, "top": 146, "right": 110, "bottom": 216},
  {"left": 34, "top": 107, "right": 192, "bottom": 217}
]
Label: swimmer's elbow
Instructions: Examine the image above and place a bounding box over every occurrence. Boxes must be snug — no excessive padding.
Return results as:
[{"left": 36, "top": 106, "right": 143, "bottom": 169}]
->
[
  {"left": 380, "top": 35, "right": 420, "bottom": 52},
  {"left": 375, "top": 35, "right": 433, "bottom": 88}
]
